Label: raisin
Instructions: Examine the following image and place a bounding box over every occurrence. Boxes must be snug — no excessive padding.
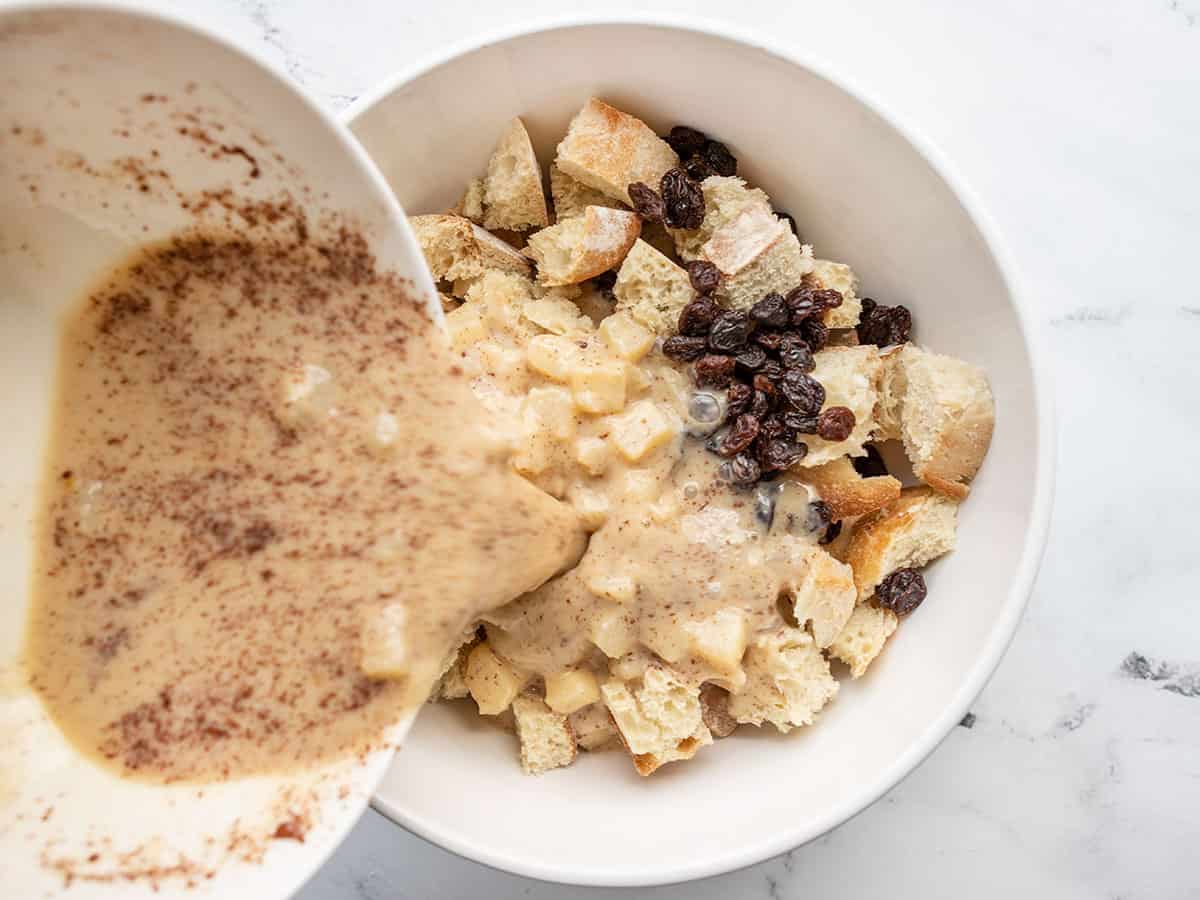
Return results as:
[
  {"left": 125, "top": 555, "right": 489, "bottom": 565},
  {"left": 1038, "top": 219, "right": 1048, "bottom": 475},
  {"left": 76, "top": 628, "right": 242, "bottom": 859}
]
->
[
  {"left": 683, "top": 156, "right": 718, "bottom": 181},
  {"left": 860, "top": 297, "right": 877, "bottom": 320},
  {"left": 662, "top": 334, "right": 709, "bottom": 361},
  {"left": 876, "top": 568, "right": 927, "bottom": 615},
  {"left": 810, "top": 288, "right": 844, "bottom": 310},
  {"left": 817, "top": 406, "right": 856, "bottom": 442},
  {"left": 819, "top": 520, "right": 843, "bottom": 545},
  {"left": 779, "top": 336, "right": 815, "bottom": 372},
  {"left": 780, "top": 371, "right": 825, "bottom": 414},
  {"left": 758, "top": 414, "right": 789, "bottom": 443},
  {"left": 759, "top": 359, "right": 784, "bottom": 381},
  {"left": 702, "top": 140, "right": 737, "bottom": 177},
  {"left": 750, "top": 390, "right": 771, "bottom": 418},
  {"left": 660, "top": 167, "right": 705, "bottom": 229},
  {"left": 678, "top": 296, "right": 720, "bottom": 336},
  {"left": 782, "top": 411, "right": 819, "bottom": 434},
  {"left": 665, "top": 125, "right": 708, "bottom": 159},
  {"left": 749, "top": 292, "right": 790, "bottom": 329},
  {"left": 708, "top": 309, "right": 754, "bottom": 352},
  {"left": 752, "top": 329, "right": 785, "bottom": 351},
  {"left": 719, "top": 413, "right": 760, "bottom": 456},
  {"left": 735, "top": 344, "right": 767, "bottom": 374},
  {"left": 885, "top": 305, "right": 913, "bottom": 343},
  {"left": 857, "top": 300, "right": 913, "bottom": 347},
  {"left": 685, "top": 260, "right": 722, "bottom": 295},
  {"left": 759, "top": 438, "right": 806, "bottom": 471},
  {"left": 785, "top": 286, "right": 820, "bottom": 320},
  {"left": 853, "top": 444, "right": 889, "bottom": 478},
  {"left": 805, "top": 500, "right": 832, "bottom": 532},
  {"left": 726, "top": 381, "right": 753, "bottom": 417},
  {"left": 752, "top": 373, "right": 777, "bottom": 399},
  {"left": 627, "top": 181, "right": 665, "bottom": 223},
  {"left": 726, "top": 452, "right": 761, "bottom": 486},
  {"left": 777, "top": 211, "right": 799, "bottom": 236},
  {"left": 800, "top": 317, "right": 829, "bottom": 351},
  {"left": 694, "top": 353, "right": 736, "bottom": 387}
]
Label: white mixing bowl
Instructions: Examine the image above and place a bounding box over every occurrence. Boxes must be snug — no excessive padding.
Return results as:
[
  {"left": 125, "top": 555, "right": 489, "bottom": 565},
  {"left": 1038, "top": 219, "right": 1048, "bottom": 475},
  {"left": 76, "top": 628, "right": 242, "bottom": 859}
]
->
[
  {"left": 347, "top": 18, "right": 1055, "bottom": 886},
  {"left": 0, "top": 5, "right": 431, "bottom": 898}
]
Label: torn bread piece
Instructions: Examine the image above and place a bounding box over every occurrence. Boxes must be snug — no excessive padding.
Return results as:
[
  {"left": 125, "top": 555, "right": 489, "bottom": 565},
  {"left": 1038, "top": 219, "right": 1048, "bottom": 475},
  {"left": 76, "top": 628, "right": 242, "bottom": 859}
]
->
[
  {"left": 569, "top": 702, "right": 621, "bottom": 751},
  {"left": 843, "top": 487, "right": 958, "bottom": 603},
  {"left": 700, "top": 205, "right": 815, "bottom": 310},
  {"left": 728, "top": 628, "right": 838, "bottom": 733},
  {"left": 789, "top": 546, "right": 857, "bottom": 648},
  {"left": 512, "top": 695, "right": 577, "bottom": 774},
  {"left": 455, "top": 178, "right": 486, "bottom": 223},
  {"left": 809, "top": 259, "right": 863, "bottom": 329},
  {"left": 480, "top": 118, "right": 550, "bottom": 232},
  {"left": 612, "top": 238, "right": 695, "bottom": 334},
  {"left": 828, "top": 604, "right": 899, "bottom": 678},
  {"left": 409, "top": 214, "right": 530, "bottom": 282},
  {"left": 797, "top": 456, "right": 902, "bottom": 521},
  {"left": 555, "top": 98, "right": 679, "bottom": 205},
  {"left": 550, "top": 163, "right": 624, "bottom": 221},
  {"left": 876, "top": 344, "right": 995, "bottom": 499},
  {"left": 798, "top": 345, "right": 883, "bottom": 466},
  {"left": 601, "top": 667, "right": 712, "bottom": 776},
  {"left": 672, "top": 175, "right": 772, "bottom": 260},
  {"left": 525, "top": 206, "right": 641, "bottom": 286}
]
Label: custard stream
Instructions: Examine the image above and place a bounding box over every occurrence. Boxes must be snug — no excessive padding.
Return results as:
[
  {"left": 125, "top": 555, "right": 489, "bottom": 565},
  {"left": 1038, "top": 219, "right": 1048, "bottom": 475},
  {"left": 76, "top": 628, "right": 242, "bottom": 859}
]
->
[{"left": 23, "top": 234, "right": 583, "bottom": 782}]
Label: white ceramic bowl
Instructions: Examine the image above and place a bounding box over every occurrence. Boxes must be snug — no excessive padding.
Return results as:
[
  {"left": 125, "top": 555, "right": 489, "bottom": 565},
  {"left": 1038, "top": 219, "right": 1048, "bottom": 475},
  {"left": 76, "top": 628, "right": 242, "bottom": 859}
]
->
[
  {"left": 348, "top": 17, "right": 1054, "bottom": 887},
  {"left": 0, "top": 5, "right": 431, "bottom": 898}
]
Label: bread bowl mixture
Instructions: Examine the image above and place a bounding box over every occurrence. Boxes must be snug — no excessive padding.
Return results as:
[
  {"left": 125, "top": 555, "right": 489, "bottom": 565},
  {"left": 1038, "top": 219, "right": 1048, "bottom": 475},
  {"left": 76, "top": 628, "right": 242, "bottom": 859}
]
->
[
  {"left": 23, "top": 228, "right": 584, "bottom": 782},
  {"left": 408, "top": 99, "right": 995, "bottom": 775}
]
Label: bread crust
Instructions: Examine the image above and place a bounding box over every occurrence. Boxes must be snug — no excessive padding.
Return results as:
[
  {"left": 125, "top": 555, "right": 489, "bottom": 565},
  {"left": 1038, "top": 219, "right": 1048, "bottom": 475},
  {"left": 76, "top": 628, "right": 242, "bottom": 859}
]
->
[
  {"left": 409, "top": 213, "right": 531, "bottom": 281},
  {"left": 797, "top": 456, "right": 902, "bottom": 521},
  {"left": 525, "top": 206, "right": 641, "bottom": 286},
  {"left": 555, "top": 98, "right": 679, "bottom": 205}
]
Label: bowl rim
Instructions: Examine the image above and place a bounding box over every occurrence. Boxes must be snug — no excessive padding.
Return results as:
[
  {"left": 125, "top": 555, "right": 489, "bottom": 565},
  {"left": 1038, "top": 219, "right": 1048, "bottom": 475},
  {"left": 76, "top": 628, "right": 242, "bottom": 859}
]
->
[
  {"left": 347, "top": 13, "right": 1056, "bottom": 888},
  {"left": 1, "top": 2, "right": 429, "bottom": 897}
]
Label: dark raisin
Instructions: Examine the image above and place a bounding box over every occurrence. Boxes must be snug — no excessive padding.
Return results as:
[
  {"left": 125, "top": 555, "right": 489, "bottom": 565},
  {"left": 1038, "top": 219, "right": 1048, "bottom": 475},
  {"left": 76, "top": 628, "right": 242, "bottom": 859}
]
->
[
  {"left": 627, "top": 181, "right": 665, "bottom": 223},
  {"left": 660, "top": 167, "right": 705, "bottom": 229},
  {"left": 785, "top": 286, "right": 820, "bottom": 320},
  {"left": 759, "top": 438, "right": 806, "bottom": 471},
  {"left": 592, "top": 269, "right": 617, "bottom": 300},
  {"left": 777, "top": 211, "right": 799, "bottom": 236},
  {"left": 708, "top": 309, "right": 754, "bottom": 352},
  {"left": 752, "top": 329, "right": 785, "bottom": 351},
  {"left": 759, "top": 359, "right": 784, "bottom": 382},
  {"left": 853, "top": 444, "right": 889, "bottom": 478},
  {"left": 805, "top": 500, "right": 832, "bottom": 533},
  {"left": 705, "top": 428, "right": 729, "bottom": 454},
  {"left": 685, "top": 260, "right": 722, "bottom": 295},
  {"left": 758, "top": 414, "right": 788, "bottom": 443},
  {"left": 750, "top": 390, "right": 771, "bottom": 418},
  {"left": 726, "top": 452, "right": 761, "bottom": 486},
  {"left": 662, "top": 334, "right": 709, "bottom": 361},
  {"left": 665, "top": 125, "right": 708, "bottom": 159},
  {"left": 778, "top": 336, "right": 815, "bottom": 372},
  {"left": 860, "top": 297, "right": 877, "bottom": 320},
  {"left": 719, "top": 413, "right": 760, "bottom": 456},
  {"left": 817, "top": 406, "right": 856, "bottom": 442},
  {"left": 735, "top": 344, "right": 767, "bottom": 374},
  {"left": 876, "top": 568, "right": 927, "bottom": 615},
  {"left": 683, "top": 156, "right": 718, "bottom": 181},
  {"left": 800, "top": 317, "right": 829, "bottom": 351},
  {"left": 751, "top": 373, "right": 777, "bottom": 399},
  {"left": 678, "top": 296, "right": 720, "bottom": 336},
  {"left": 810, "top": 288, "right": 844, "bottom": 310},
  {"left": 726, "top": 380, "right": 753, "bottom": 417},
  {"left": 749, "top": 292, "right": 790, "bottom": 329},
  {"left": 819, "top": 520, "right": 843, "bottom": 545},
  {"left": 702, "top": 139, "right": 737, "bottom": 177},
  {"left": 782, "top": 411, "right": 819, "bottom": 434},
  {"left": 885, "top": 305, "right": 913, "bottom": 343},
  {"left": 780, "top": 371, "right": 825, "bottom": 414},
  {"left": 857, "top": 300, "right": 913, "bottom": 347},
  {"left": 694, "top": 354, "right": 736, "bottom": 387}
]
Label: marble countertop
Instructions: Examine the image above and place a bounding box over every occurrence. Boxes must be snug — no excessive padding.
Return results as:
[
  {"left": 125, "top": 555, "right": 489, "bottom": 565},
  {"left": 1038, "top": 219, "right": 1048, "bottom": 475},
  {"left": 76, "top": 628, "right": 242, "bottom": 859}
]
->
[{"left": 134, "top": 0, "right": 1200, "bottom": 896}]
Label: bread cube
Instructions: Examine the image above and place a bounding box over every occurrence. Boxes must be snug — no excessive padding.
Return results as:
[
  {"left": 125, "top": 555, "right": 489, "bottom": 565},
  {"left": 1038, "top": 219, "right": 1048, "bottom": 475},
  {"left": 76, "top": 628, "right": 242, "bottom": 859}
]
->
[
  {"left": 409, "top": 214, "right": 530, "bottom": 281},
  {"left": 555, "top": 98, "right": 679, "bottom": 205},
  {"left": 788, "top": 547, "right": 856, "bottom": 648},
  {"left": 601, "top": 668, "right": 712, "bottom": 776},
  {"left": 809, "top": 258, "right": 863, "bottom": 329},
  {"left": 612, "top": 239, "right": 696, "bottom": 335},
  {"left": 550, "top": 163, "right": 625, "bottom": 220},
  {"left": 525, "top": 206, "right": 641, "bottom": 287},
  {"left": 481, "top": 117, "right": 549, "bottom": 232},
  {"left": 796, "top": 456, "right": 901, "bottom": 521},
  {"left": 512, "top": 696, "right": 576, "bottom": 774},
  {"left": 798, "top": 345, "right": 883, "bottom": 466},
  {"left": 728, "top": 628, "right": 838, "bottom": 733},
  {"left": 828, "top": 604, "right": 899, "bottom": 678}
]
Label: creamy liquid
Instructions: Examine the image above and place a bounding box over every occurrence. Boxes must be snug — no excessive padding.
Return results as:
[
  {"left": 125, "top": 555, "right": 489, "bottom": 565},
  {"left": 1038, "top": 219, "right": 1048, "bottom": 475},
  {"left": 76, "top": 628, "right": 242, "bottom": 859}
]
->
[{"left": 24, "top": 233, "right": 583, "bottom": 782}]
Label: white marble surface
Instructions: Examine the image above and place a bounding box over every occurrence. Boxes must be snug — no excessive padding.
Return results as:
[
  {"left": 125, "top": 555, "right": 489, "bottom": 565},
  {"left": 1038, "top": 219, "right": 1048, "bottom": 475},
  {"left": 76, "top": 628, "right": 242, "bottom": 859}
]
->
[{"left": 120, "top": 0, "right": 1200, "bottom": 896}]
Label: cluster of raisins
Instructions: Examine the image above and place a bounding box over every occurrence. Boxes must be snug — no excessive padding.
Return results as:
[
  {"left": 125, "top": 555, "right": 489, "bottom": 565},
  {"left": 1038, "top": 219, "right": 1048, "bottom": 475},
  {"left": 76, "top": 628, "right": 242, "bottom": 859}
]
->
[
  {"left": 665, "top": 277, "right": 857, "bottom": 487},
  {"left": 662, "top": 125, "right": 738, "bottom": 182},
  {"left": 856, "top": 297, "right": 914, "bottom": 347},
  {"left": 629, "top": 168, "right": 705, "bottom": 230}
]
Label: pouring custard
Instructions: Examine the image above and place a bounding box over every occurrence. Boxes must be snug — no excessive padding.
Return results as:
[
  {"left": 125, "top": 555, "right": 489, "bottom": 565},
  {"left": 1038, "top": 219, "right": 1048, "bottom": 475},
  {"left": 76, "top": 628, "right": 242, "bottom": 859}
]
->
[{"left": 22, "top": 230, "right": 583, "bottom": 782}]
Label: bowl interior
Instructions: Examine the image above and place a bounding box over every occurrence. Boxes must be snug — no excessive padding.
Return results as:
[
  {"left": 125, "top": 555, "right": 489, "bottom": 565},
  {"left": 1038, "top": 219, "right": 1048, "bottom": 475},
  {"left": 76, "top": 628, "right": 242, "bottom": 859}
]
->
[
  {"left": 0, "top": 7, "right": 429, "bottom": 898},
  {"left": 349, "top": 21, "right": 1047, "bottom": 886}
]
